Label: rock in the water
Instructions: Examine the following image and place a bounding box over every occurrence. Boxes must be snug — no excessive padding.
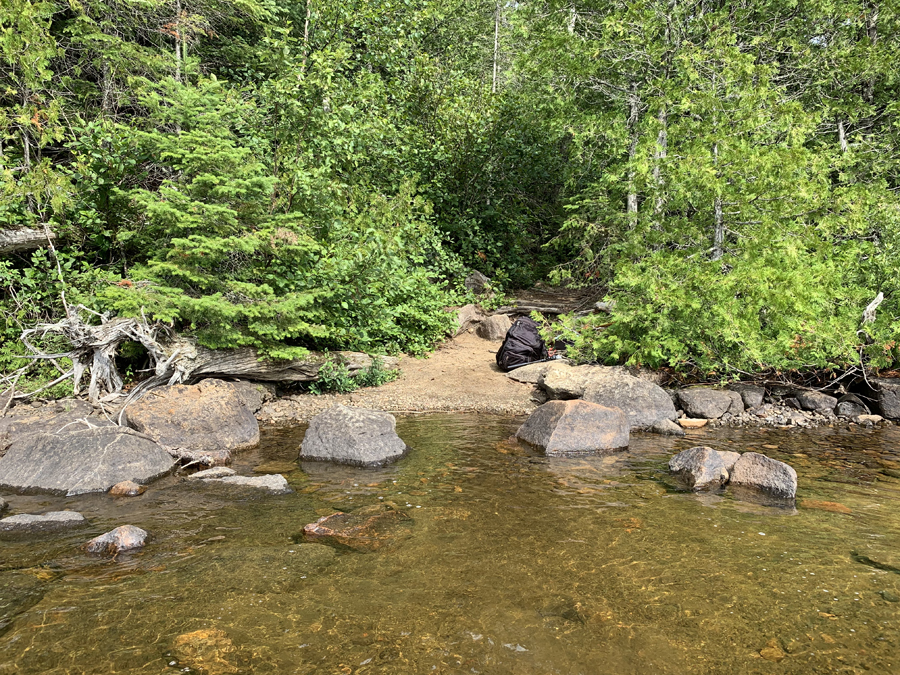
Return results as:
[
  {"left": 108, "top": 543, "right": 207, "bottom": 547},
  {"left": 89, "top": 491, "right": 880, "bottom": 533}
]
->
[
  {"left": 300, "top": 405, "right": 408, "bottom": 467},
  {"left": 109, "top": 480, "right": 147, "bottom": 497},
  {"left": 583, "top": 371, "right": 677, "bottom": 430},
  {"left": 0, "top": 497, "right": 7, "bottom": 515},
  {"left": 464, "top": 270, "right": 492, "bottom": 294},
  {"left": 729, "top": 452, "right": 797, "bottom": 499},
  {"left": 476, "top": 314, "right": 512, "bottom": 341},
  {"left": 835, "top": 393, "right": 870, "bottom": 418},
  {"left": 648, "top": 419, "right": 685, "bottom": 436},
  {"left": 795, "top": 390, "right": 837, "bottom": 414},
  {"left": 303, "top": 505, "right": 411, "bottom": 551},
  {"left": 188, "top": 467, "right": 236, "bottom": 480},
  {"left": 873, "top": 377, "right": 900, "bottom": 420},
  {"left": 125, "top": 378, "right": 260, "bottom": 466},
  {"left": 0, "top": 426, "right": 175, "bottom": 496},
  {"left": 173, "top": 628, "right": 247, "bottom": 675},
  {"left": 85, "top": 525, "right": 148, "bottom": 555},
  {"left": 727, "top": 383, "right": 765, "bottom": 409},
  {"left": 668, "top": 447, "right": 729, "bottom": 489},
  {"left": 718, "top": 451, "right": 741, "bottom": 473},
  {"left": 515, "top": 400, "right": 629, "bottom": 456},
  {"left": 0, "top": 511, "right": 87, "bottom": 534},
  {"left": 539, "top": 363, "right": 600, "bottom": 400},
  {"left": 455, "top": 303, "right": 487, "bottom": 335},
  {"left": 506, "top": 361, "right": 554, "bottom": 384},
  {"left": 678, "top": 388, "right": 742, "bottom": 419},
  {"left": 204, "top": 474, "right": 292, "bottom": 494}
]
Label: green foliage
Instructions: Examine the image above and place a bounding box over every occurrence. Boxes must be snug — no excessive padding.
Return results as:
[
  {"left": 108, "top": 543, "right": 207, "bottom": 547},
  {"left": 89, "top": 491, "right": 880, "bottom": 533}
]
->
[{"left": 307, "top": 356, "right": 399, "bottom": 395}]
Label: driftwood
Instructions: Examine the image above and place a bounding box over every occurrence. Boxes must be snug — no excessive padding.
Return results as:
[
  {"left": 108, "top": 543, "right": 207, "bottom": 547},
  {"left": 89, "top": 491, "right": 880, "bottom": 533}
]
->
[
  {"left": 493, "top": 300, "right": 615, "bottom": 317},
  {"left": 0, "top": 227, "right": 55, "bottom": 254},
  {"left": 16, "top": 306, "right": 397, "bottom": 405}
]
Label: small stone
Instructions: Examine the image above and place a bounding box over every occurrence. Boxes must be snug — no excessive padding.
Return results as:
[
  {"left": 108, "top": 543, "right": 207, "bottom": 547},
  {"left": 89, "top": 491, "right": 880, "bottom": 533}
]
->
[
  {"left": 879, "top": 590, "right": 899, "bottom": 603},
  {"left": 188, "top": 467, "right": 237, "bottom": 480},
  {"left": 172, "top": 628, "right": 243, "bottom": 674},
  {"left": 835, "top": 393, "right": 870, "bottom": 418},
  {"left": 855, "top": 414, "right": 883, "bottom": 425},
  {"left": 205, "top": 474, "right": 292, "bottom": 494},
  {"left": 759, "top": 645, "right": 786, "bottom": 663},
  {"left": 795, "top": 390, "right": 837, "bottom": 414},
  {"left": 0, "top": 511, "right": 87, "bottom": 534},
  {"left": 0, "top": 497, "right": 7, "bottom": 515},
  {"left": 678, "top": 418, "right": 708, "bottom": 429},
  {"left": 109, "top": 480, "right": 147, "bottom": 497},
  {"left": 85, "top": 525, "right": 148, "bottom": 555},
  {"left": 727, "top": 383, "right": 765, "bottom": 409},
  {"left": 648, "top": 419, "right": 685, "bottom": 436}
]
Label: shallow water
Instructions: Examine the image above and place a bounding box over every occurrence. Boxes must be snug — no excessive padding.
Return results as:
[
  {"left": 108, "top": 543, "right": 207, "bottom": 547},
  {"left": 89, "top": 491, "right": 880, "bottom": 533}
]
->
[{"left": 2, "top": 415, "right": 900, "bottom": 674}]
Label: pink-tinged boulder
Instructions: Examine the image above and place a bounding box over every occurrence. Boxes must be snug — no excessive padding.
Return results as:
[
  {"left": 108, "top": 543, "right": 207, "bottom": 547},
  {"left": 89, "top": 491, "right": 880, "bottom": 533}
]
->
[
  {"left": 109, "top": 480, "right": 147, "bottom": 497},
  {"left": 515, "top": 400, "right": 629, "bottom": 456},
  {"left": 729, "top": 452, "right": 797, "bottom": 499},
  {"left": 85, "top": 525, "right": 148, "bottom": 555}
]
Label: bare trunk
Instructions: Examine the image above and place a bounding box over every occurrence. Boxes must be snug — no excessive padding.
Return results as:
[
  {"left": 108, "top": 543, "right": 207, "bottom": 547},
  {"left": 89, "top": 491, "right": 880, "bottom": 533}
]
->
[
  {"left": 0, "top": 227, "right": 56, "bottom": 254},
  {"left": 301, "top": 0, "right": 312, "bottom": 71},
  {"left": 626, "top": 84, "right": 640, "bottom": 223},
  {"left": 864, "top": 5, "right": 878, "bottom": 103},
  {"left": 711, "top": 142, "right": 724, "bottom": 260},
  {"left": 838, "top": 119, "right": 849, "bottom": 153},
  {"left": 174, "top": 0, "right": 182, "bottom": 82},
  {"left": 492, "top": 1, "right": 500, "bottom": 94},
  {"left": 653, "top": 106, "right": 668, "bottom": 218}
]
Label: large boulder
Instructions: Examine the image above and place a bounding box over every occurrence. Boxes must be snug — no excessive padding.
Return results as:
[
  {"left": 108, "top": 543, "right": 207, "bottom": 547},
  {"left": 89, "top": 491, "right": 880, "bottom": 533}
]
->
[
  {"left": 515, "top": 400, "right": 629, "bottom": 456},
  {"left": 0, "top": 398, "right": 107, "bottom": 456},
  {"left": 835, "top": 393, "right": 870, "bottom": 419},
  {"left": 872, "top": 378, "right": 900, "bottom": 419},
  {"left": 300, "top": 405, "right": 408, "bottom": 467},
  {"left": 726, "top": 383, "right": 765, "bottom": 409},
  {"left": 729, "top": 452, "right": 797, "bottom": 499},
  {"left": 668, "top": 447, "right": 729, "bottom": 489},
  {"left": 677, "top": 388, "right": 743, "bottom": 419},
  {"left": 476, "top": 314, "right": 512, "bottom": 341},
  {"left": 85, "top": 525, "right": 148, "bottom": 555},
  {"left": 229, "top": 380, "right": 276, "bottom": 415},
  {"left": 506, "top": 361, "right": 555, "bottom": 384},
  {"left": 539, "top": 363, "right": 599, "bottom": 400},
  {"left": 0, "top": 511, "right": 87, "bottom": 534},
  {"left": 0, "top": 426, "right": 175, "bottom": 496},
  {"left": 455, "top": 304, "right": 487, "bottom": 336},
  {"left": 795, "top": 390, "right": 837, "bottom": 414},
  {"left": 464, "top": 271, "right": 492, "bottom": 295},
  {"left": 583, "top": 370, "right": 677, "bottom": 430},
  {"left": 125, "top": 378, "right": 260, "bottom": 466}
]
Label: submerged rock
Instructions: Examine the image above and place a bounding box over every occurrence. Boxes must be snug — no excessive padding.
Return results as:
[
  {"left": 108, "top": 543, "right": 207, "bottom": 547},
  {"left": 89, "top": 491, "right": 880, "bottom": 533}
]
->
[
  {"left": 583, "top": 371, "right": 677, "bottom": 431},
  {"left": 172, "top": 628, "right": 247, "bottom": 675},
  {"left": 729, "top": 452, "right": 797, "bottom": 499},
  {"left": 0, "top": 511, "right": 87, "bottom": 534},
  {"left": 668, "top": 447, "right": 729, "bottom": 489},
  {"left": 515, "top": 400, "right": 629, "bottom": 456},
  {"left": 108, "top": 480, "right": 147, "bottom": 497},
  {"left": 125, "top": 378, "right": 260, "bottom": 466},
  {"left": 677, "top": 388, "right": 743, "bottom": 420},
  {"left": 476, "top": 314, "right": 512, "bottom": 341},
  {"left": 303, "top": 505, "right": 411, "bottom": 552},
  {"left": 0, "top": 426, "right": 174, "bottom": 496},
  {"left": 300, "top": 405, "right": 408, "bottom": 467},
  {"left": 85, "top": 525, "right": 148, "bottom": 555},
  {"left": 204, "top": 474, "right": 292, "bottom": 494}
]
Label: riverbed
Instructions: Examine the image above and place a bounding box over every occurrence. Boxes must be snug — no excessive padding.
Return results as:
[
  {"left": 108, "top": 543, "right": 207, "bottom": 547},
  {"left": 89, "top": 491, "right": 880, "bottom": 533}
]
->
[{"left": 2, "top": 415, "right": 899, "bottom": 674}]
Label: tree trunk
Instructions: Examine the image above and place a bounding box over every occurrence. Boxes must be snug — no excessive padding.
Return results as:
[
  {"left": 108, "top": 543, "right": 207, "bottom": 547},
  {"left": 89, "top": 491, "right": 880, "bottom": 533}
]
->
[
  {"left": 492, "top": 1, "right": 500, "bottom": 94},
  {"left": 653, "top": 106, "right": 668, "bottom": 218},
  {"left": 626, "top": 84, "right": 640, "bottom": 224},
  {"left": 711, "top": 142, "right": 724, "bottom": 260},
  {"left": 0, "top": 227, "right": 56, "bottom": 254}
]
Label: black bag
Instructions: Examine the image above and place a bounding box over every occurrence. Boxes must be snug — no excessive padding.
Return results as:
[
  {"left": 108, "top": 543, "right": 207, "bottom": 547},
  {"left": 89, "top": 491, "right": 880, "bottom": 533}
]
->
[{"left": 496, "top": 316, "right": 548, "bottom": 371}]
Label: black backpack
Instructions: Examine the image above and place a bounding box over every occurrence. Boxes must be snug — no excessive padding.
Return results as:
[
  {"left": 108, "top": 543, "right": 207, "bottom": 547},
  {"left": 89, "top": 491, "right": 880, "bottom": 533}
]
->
[{"left": 496, "top": 316, "right": 548, "bottom": 371}]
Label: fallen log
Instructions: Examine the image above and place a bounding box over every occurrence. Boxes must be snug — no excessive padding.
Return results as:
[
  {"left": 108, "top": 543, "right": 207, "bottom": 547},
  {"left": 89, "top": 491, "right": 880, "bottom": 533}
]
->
[{"left": 0, "top": 227, "right": 55, "bottom": 254}]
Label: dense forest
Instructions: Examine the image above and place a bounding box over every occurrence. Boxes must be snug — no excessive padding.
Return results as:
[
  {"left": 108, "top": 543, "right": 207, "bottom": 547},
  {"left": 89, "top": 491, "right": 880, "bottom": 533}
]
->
[{"left": 1, "top": 1, "right": 898, "bottom": 386}]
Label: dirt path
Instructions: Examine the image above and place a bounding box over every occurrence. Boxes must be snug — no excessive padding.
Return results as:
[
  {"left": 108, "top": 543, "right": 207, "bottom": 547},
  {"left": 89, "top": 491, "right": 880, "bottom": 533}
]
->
[{"left": 257, "top": 332, "right": 540, "bottom": 424}]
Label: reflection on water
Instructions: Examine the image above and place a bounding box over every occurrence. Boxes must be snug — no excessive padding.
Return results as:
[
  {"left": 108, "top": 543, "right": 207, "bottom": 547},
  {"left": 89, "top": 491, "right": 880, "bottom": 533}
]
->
[{"left": 2, "top": 416, "right": 900, "bottom": 674}]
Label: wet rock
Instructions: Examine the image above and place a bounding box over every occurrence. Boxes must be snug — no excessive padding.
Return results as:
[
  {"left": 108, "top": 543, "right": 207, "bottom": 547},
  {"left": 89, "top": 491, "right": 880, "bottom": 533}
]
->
[
  {"left": 718, "top": 451, "right": 741, "bottom": 473},
  {"left": 85, "top": 525, "right": 148, "bottom": 555},
  {"left": 583, "top": 370, "right": 677, "bottom": 430},
  {"left": 668, "top": 447, "right": 729, "bottom": 489},
  {"left": 729, "top": 452, "right": 797, "bottom": 499},
  {"left": 300, "top": 405, "right": 408, "bottom": 467},
  {"left": 678, "top": 418, "right": 708, "bottom": 429},
  {"left": 795, "top": 390, "right": 837, "bottom": 414},
  {"left": 835, "top": 393, "right": 870, "bottom": 418},
  {"left": 455, "top": 303, "right": 487, "bottom": 336},
  {"left": 677, "top": 388, "right": 743, "bottom": 419},
  {"left": 476, "top": 314, "right": 512, "bottom": 341},
  {"left": 464, "top": 270, "right": 492, "bottom": 295},
  {"left": 229, "top": 380, "right": 276, "bottom": 415},
  {"left": 873, "top": 377, "right": 900, "bottom": 420},
  {"left": 172, "top": 628, "right": 247, "bottom": 675},
  {"left": 125, "top": 378, "right": 260, "bottom": 466},
  {"left": 0, "top": 570, "right": 47, "bottom": 637},
  {"left": 204, "top": 474, "right": 292, "bottom": 494},
  {"left": 649, "top": 419, "right": 685, "bottom": 436},
  {"left": 506, "top": 361, "right": 554, "bottom": 384},
  {"left": 0, "top": 426, "right": 175, "bottom": 496},
  {"left": 108, "top": 480, "right": 147, "bottom": 497},
  {"left": 0, "top": 497, "right": 7, "bottom": 515},
  {"left": 727, "top": 383, "right": 765, "bottom": 409},
  {"left": 759, "top": 641, "right": 786, "bottom": 663},
  {"left": 188, "top": 467, "right": 236, "bottom": 480},
  {"left": 880, "top": 590, "right": 899, "bottom": 603},
  {"left": 515, "top": 400, "right": 629, "bottom": 456},
  {"left": 303, "top": 505, "right": 411, "bottom": 551},
  {"left": 0, "top": 511, "right": 87, "bottom": 534}
]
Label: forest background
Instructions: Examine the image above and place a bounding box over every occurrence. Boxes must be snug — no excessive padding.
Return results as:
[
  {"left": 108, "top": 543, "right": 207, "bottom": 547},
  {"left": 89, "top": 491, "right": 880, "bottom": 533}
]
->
[{"left": 1, "top": 0, "right": 898, "bottom": 392}]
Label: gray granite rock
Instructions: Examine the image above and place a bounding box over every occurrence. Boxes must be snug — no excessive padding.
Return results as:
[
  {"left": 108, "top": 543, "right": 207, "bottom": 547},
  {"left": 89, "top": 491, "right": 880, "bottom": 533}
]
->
[
  {"left": 727, "top": 383, "right": 765, "bottom": 409},
  {"left": 0, "top": 497, "right": 7, "bottom": 516},
  {"left": 85, "top": 525, "right": 148, "bottom": 555},
  {"left": 464, "top": 271, "right": 492, "bottom": 294},
  {"left": 188, "top": 467, "right": 237, "bottom": 480},
  {"left": 300, "top": 405, "right": 408, "bottom": 467},
  {"left": 583, "top": 370, "right": 677, "bottom": 430},
  {"left": 476, "top": 314, "right": 512, "bottom": 341},
  {"left": 230, "top": 380, "right": 276, "bottom": 415},
  {"left": 506, "top": 361, "right": 555, "bottom": 384},
  {"left": 0, "top": 399, "right": 111, "bottom": 456},
  {"left": 0, "top": 426, "right": 175, "bottom": 496},
  {"left": 205, "top": 474, "right": 292, "bottom": 494},
  {"left": 795, "top": 390, "right": 837, "bottom": 414},
  {"left": 649, "top": 419, "right": 686, "bottom": 437},
  {"left": 873, "top": 378, "right": 900, "bottom": 419},
  {"left": 729, "top": 452, "right": 797, "bottom": 499},
  {"left": 0, "top": 511, "right": 87, "bottom": 534},
  {"left": 455, "top": 304, "right": 487, "bottom": 336},
  {"left": 678, "top": 388, "right": 742, "bottom": 419},
  {"left": 539, "top": 363, "right": 601, "bottom": 400},
  {"left": 668, "top": 447, "right": 729, "bottom": 489},
  {"left": 835, "top": 394, "right": 870, "bottom": 418},
  {"left": 718, "top": 451, "right": 741, "bottom": 473},
  {"left": 515, "top": 400, "right": 629, "bottom": 456}
]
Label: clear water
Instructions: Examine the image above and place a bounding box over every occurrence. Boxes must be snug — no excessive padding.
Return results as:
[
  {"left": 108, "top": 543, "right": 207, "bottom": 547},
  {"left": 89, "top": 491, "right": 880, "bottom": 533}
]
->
[{"left": 2, "top": 415, "right": 900, "bottom": 674}]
